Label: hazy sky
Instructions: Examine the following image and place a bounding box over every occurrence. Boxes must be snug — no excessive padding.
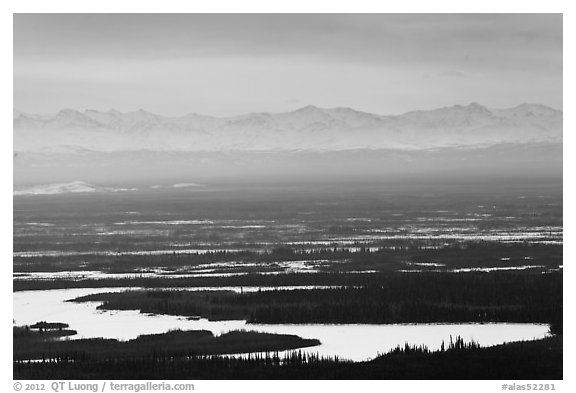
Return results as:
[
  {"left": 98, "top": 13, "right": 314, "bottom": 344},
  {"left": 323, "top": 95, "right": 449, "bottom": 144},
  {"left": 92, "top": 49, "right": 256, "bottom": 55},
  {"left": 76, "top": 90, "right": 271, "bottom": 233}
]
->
[{"left": 14, "top": 14, "right": 562, "bottom": 116}]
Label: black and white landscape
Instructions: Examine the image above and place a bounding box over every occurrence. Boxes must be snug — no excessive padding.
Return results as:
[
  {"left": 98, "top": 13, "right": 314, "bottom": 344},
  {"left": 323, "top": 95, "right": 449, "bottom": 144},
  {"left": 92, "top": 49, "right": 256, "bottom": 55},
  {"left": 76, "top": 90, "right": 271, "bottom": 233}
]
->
[
  {"left": 13, "top": 13, "right": 563, "bottom": 380},
  {"left": 14, "top": 102, "right": 562, "bottom": 186}
]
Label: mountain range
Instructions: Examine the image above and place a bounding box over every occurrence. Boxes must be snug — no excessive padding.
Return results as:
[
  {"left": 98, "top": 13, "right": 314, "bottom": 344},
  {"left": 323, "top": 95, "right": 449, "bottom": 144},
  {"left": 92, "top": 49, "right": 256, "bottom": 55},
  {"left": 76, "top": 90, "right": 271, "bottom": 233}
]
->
[{"left": 14, "top": 103, "right": 562, "bottom": 153}]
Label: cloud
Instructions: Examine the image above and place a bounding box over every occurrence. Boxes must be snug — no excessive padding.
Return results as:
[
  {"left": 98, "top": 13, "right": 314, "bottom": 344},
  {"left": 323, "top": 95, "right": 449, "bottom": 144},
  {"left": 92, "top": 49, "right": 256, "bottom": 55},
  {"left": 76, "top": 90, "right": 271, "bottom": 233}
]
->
[
  {"left": 13, "top": 14, "right": 562, "bottom": 116},
  {"left": 285, "top": 98, "right": 301, "bottom": 105},
  {"left": 14, "top": 14, "right": 562, "bottom": 69},
  {"left": 439, "top": 70, "right": 468, "bottom": 78}
]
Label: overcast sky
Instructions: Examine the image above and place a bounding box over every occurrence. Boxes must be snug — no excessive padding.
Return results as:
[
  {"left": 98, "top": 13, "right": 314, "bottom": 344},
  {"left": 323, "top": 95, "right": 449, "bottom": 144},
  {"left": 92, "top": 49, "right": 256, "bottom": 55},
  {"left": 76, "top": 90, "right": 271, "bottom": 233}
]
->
[{"left": 14, "top": 14, "right": 562, "bottom": 116}]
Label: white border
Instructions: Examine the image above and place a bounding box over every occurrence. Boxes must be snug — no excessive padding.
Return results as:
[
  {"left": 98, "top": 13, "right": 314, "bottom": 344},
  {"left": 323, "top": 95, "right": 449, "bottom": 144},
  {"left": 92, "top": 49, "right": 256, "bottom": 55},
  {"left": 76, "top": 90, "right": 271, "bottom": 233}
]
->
[{"left": 3, "top": 2, "right": 572, "bottom": 392}]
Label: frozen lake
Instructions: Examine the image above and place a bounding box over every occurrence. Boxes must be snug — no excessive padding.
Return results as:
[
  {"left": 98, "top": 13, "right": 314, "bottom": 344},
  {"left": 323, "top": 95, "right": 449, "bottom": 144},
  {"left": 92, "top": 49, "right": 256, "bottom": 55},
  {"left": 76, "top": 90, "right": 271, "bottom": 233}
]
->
[{"left": 13, "top": 287, "right": 551, "bottom": 361}]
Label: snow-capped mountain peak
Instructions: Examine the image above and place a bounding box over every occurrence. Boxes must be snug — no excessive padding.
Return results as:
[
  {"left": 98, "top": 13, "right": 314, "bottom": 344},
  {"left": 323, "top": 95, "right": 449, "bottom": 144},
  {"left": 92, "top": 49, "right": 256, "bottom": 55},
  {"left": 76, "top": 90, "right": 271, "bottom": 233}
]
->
[
  {"left": 458, "top": 102, "right": 491, "bottom": 114},
  {"left": 13, "top": 103, "right": 562, "bottom": 153},
  {"left": 504, "top": 103, "right": 562, "bottom": 117}
]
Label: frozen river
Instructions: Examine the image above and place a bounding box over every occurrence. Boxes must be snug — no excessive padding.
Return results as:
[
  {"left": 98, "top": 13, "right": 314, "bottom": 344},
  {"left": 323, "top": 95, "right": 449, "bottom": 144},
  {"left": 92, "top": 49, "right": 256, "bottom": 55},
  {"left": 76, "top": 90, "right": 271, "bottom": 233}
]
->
[{"left": 13, "top": 287, "right": 551, "bottom": 361}]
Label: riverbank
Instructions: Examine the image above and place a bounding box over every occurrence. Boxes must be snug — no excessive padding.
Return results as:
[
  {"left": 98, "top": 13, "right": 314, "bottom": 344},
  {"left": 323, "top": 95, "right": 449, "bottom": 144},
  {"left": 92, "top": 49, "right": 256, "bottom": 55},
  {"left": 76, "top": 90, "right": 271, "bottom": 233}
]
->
[{"left": 14, "top": 335, "right": 562, "bottom": 379}]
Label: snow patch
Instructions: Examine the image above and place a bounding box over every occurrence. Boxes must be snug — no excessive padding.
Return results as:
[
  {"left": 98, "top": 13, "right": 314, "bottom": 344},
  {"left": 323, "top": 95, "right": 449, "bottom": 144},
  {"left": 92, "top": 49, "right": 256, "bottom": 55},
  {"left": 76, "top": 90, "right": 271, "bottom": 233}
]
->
[
  {"left": 14, "top": 181, "right": 138, "bottom": 196},
  {"left": 14, "top": 181, "right": 96, "bottom": 196}
]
